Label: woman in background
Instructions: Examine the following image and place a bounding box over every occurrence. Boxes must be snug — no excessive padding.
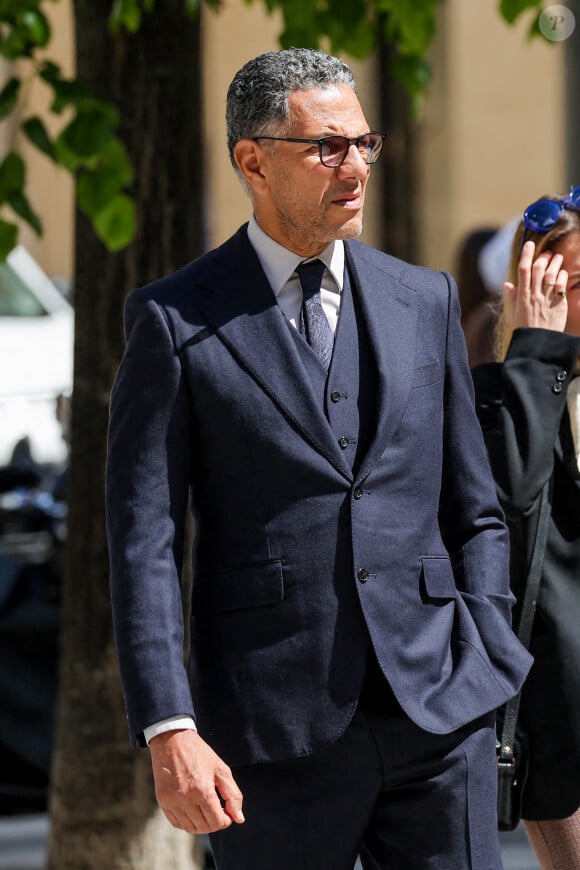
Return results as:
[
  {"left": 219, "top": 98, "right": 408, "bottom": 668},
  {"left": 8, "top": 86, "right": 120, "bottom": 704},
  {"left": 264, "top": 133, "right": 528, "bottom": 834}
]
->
[{"left": 472, "top": 188, "right": 580, "bottom": 869}]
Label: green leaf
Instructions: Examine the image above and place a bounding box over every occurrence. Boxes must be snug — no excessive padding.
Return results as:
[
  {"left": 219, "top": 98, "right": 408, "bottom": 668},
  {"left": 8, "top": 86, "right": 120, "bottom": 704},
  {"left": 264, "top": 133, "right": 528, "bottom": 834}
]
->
[
  {"left": 49, "top": 80, "right": 91, "bottom": 113},
  {"left": 0, "top": 152, "right": 25, "bottom": 201},
  {"left": 91, "top": 194, "right": 137, "bottom": 251},
  {"left": 0, "top": 218, "right": 18, "bottom": 260},
  {"left": 77, "top": 166, "right": 127, "bottom": 217},
  {"left": 0, "top": 7, "right": 51, "bottom": 58},
  {"left": 278, "top": 26, "right": 318, "bottom": 49},
  {"left": 39, "top": 62, "right": 120, "bottom": 122},
  {"left": 328, "top": 17, "right": 376, "bottom": 60},
  {"left": 39, "top": 59, "right": 62, "bottom": 86},
  {"left": 53, "top": 136, "right": 83, "bottom": 172},
  {"left": 389, "top": 53, "right": 432, "bottom": 96},
  {"left": 97, "top": 137, "right": 134, "bottom": 185},
  {"left": 0, "top": 28, "right": 28, "bottom": 60},
  {"left": 74, "top": 132, "right": 135, "bottom": 242},
  {"left": 378, "top": 1, "right": 439, "bottom": 57},
  {"left": 60, "top": 112, "right": 115, "bottom": 159},
  {"left": 312, "top": 0, "right": 376, "bottom": 57},
  {"left": 109, "top": 0, "right": 142, "bottom": 33},
  {"left": 8, "top": 189, "right": 42, "bottom": 235},
  {"left": 0, "top": 77, "right": 20, "bottom": 121},
  {"left": 49, "top": 80, "right": 101, "bottom": 115},
  {"left": 21, "top": 116, "right": 55, "bottom": 160},
  {"left": 54, "top": 94, "right": 120, "bottom": 128},
  {"left": 527, "top": 12, "right": 542, "bottom": 40},
  {"left": 499, "top": 0, "right": 540, "bottom": 25},
  {"left": 0, "top": 0, "right": 45, "bottom": 15},
  {"left": 53, "top": 135, "right": 100, "bottom": 172},
  {"left": 19, "top": 9, "right": 51, "bottom": 47}
]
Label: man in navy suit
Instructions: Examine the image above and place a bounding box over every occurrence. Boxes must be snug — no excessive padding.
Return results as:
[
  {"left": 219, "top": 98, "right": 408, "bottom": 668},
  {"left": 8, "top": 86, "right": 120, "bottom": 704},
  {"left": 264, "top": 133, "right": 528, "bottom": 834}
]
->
[{"left": 106, "top": 49, "right": 532, "bottom": 868}]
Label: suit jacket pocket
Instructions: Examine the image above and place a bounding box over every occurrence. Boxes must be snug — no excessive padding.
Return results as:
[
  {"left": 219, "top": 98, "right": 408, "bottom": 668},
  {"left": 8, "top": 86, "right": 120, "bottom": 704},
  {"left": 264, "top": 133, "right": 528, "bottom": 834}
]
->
[
  {"left": 412, "top": 358, "right": 440, "bottom": 388},
  {"left": 194, "top": 558, "right": 284, "bottom": 615},
  {"left": 420, "top": 556, "right": 457, "bottom": 600}
]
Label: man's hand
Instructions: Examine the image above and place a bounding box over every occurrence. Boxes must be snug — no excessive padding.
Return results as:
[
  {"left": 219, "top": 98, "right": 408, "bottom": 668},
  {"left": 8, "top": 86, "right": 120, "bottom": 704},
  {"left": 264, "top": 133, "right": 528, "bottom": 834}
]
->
[{"left": 149, "top": 729, "right": 245, "bottom": 834}]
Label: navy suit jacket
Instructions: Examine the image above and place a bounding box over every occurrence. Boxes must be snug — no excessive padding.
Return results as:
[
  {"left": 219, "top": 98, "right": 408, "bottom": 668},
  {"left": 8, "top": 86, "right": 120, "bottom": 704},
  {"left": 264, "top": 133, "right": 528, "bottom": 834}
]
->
[{"left": 106, "top": 225, "right": 532, "bottom": 765}]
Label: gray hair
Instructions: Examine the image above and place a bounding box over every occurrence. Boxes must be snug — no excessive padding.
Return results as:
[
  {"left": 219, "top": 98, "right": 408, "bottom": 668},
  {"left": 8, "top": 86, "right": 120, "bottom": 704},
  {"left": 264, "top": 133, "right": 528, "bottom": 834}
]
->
[{"left": 226, "top": 48, "right": 356, "bottom": 169}]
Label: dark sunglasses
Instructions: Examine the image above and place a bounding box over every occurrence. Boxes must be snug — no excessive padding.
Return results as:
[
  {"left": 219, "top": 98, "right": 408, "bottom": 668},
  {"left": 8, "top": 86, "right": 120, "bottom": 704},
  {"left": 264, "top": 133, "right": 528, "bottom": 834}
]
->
[
  {"left": 252, "top": 131, "right": 386, "bottom": 168},
  {"left": 523, "top": 185, "right": 580, "bottom": 232}
]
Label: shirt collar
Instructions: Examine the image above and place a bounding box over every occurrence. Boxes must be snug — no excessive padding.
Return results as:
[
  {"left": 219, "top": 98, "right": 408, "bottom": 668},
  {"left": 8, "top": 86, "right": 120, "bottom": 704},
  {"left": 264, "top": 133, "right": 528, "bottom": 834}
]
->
[{"left": 247, "top": 216, "right": 344, "bottom": 297}]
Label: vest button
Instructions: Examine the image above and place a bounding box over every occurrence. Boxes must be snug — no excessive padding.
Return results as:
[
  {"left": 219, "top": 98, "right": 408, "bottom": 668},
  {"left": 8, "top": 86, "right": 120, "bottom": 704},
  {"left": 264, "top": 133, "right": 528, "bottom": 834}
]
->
[
  {"left": 357, "top": 568, "right": 369, "bottom": 583},
  {"left": 338, "top": 436, "right": 349, "bottom": 449},
  {"left": 353, "top": 486, "right": 363, "bottom": 499},
  {"left": 330, "top": 391, "right": 341, "bottom": 403}
]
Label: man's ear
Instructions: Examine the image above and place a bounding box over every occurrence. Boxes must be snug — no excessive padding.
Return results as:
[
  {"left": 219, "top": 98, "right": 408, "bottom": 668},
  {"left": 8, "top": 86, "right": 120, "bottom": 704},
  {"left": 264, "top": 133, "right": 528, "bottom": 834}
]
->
[{"left": 234, "top": 139, "right": 269, "bottom": 193}]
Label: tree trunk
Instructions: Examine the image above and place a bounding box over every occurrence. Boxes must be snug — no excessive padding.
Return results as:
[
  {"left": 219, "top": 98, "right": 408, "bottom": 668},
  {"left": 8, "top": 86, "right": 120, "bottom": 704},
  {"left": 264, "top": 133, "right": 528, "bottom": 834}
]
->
[
  {"left": 47, "top": 2, "right": 204, "bottom": 867},
  {"left": 377, "top": 40, "right": 419, "bottom": 264}
]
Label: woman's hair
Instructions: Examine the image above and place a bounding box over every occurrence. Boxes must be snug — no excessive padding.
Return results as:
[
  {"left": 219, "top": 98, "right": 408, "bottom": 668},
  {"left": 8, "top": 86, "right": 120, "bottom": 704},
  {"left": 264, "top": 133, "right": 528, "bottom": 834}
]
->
[
  {"left": 495, "top": 198, "right": 580, "bottom": 360},
  {"left": 225, "top": 49, "right": 356, "bottom": 170}
]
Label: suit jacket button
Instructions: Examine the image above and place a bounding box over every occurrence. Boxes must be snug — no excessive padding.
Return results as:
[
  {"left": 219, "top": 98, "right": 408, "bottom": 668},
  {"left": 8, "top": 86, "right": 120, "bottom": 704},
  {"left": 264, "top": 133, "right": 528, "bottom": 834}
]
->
[
  {"left": 338, "top": 436, "right": 349, "bottom": 449},
  {"left": 357, "top": 568, "right": 369, "bottom": 583},
  {"left": 552, "top": 383, "right": 563, "bottom": 394},
  {"left": 353, "top": 486, "right": 363, "bottom": 499},
  {"left": 556, "top": 370, "right": 567, "bottom": 381},
  {"left": 331, "top": 391, "right": 341, "bottom": 403}
]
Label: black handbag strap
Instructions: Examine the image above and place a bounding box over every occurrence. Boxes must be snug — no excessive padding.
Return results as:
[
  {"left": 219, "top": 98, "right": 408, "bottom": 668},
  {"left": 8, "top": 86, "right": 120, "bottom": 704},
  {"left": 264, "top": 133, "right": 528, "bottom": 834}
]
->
[{"left": 498, "top": 481, "right": 551, "bottom": 764}]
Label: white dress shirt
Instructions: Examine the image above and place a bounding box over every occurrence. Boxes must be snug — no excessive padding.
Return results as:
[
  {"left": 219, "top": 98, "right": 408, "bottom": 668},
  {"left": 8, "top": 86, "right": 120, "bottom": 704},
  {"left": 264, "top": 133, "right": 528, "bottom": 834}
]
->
[
  {"left": 143, "top": 218, "right": 345, "bottom": 745},
  {"left": 247, "top": 215, "right": 344, "bottom": 332}
]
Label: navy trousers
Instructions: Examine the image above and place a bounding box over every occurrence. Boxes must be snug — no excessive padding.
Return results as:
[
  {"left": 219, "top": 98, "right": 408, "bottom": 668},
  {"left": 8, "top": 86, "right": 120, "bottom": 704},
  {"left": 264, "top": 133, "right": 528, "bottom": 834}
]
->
[{"left": 209, "top": 698, "right": 502, "bottom": 870}]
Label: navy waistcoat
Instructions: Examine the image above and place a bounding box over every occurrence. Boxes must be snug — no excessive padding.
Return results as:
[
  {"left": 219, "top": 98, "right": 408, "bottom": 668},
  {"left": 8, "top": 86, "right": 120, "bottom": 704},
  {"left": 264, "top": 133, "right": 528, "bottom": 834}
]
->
[{"left": 289, "top": 262, "right": 378, "bottom": 476}]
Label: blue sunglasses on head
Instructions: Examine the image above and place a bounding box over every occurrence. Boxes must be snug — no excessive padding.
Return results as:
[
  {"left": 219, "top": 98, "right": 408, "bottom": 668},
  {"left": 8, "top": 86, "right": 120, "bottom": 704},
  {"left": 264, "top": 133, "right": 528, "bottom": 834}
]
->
[{"left": 523, "top": 185, "right": 580, "bottom": 232}]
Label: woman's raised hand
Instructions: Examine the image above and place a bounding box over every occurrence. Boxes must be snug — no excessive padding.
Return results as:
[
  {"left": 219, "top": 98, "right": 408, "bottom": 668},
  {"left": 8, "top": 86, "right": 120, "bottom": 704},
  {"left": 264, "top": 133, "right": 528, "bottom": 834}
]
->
[{"left": 504, "top": 239, "right": 568, "bottom": 333}]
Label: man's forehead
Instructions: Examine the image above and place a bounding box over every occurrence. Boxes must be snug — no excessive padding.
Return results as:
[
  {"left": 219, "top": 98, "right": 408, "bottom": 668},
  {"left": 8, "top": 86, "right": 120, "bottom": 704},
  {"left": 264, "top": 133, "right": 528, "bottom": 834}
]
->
[
  {"left": 287, "top": 83, "right": 357, "bottom": 103},
  {"left": 287, "top": 85, "right": 367, "bottom": 125}
]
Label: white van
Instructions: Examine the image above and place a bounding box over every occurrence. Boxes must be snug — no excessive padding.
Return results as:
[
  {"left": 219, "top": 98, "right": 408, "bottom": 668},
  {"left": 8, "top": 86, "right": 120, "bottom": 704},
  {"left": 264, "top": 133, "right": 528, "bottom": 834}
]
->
[{"left": 0, "top": 247, "right": 73, "bottom": 468}]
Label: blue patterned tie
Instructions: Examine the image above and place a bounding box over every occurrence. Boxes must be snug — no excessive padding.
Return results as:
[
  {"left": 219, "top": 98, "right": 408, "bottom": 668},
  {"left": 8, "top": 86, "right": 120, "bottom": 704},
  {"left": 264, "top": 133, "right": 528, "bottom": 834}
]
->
[{"left": 296, "top": 259, "right": 334, "bottom": 371}]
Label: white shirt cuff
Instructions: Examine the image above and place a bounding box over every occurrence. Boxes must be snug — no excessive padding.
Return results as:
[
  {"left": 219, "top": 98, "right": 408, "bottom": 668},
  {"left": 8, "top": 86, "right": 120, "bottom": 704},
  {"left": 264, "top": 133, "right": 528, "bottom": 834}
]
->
[{"left": 143, "top": 715, "right": 197, "bottom": 746}]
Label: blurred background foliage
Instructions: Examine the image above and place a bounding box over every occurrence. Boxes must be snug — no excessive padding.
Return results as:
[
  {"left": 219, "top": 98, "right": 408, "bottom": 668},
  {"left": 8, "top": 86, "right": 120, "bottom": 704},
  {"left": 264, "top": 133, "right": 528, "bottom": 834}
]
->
[{"left": 0, "top": 0, "right": 544, "bottom": 259}]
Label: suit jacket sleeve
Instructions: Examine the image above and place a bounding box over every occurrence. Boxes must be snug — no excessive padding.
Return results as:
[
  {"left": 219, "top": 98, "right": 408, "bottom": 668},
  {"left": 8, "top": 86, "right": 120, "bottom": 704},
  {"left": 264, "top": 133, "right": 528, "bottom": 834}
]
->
[
  {"left": 472, "top": 327, "right": 580, "bottom": 519},
  {"left": 106, "top": 289, "right": 195, "bottom": 746},
  {"left": 435, "top": 274, "right": 517, "bottom": 629}
]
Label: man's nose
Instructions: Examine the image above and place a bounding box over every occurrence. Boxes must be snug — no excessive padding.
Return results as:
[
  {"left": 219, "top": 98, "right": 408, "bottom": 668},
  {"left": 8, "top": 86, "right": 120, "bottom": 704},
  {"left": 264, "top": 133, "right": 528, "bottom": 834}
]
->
[{"left": 337, "top": 143, "right": 370, "bottom": 177}]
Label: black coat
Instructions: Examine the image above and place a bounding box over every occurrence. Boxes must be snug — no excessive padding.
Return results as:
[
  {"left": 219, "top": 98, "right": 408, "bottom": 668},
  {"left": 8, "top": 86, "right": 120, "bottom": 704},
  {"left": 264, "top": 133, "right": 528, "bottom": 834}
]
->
[{"left": 473, "top": 327, "right": 580, "bottom": 820}]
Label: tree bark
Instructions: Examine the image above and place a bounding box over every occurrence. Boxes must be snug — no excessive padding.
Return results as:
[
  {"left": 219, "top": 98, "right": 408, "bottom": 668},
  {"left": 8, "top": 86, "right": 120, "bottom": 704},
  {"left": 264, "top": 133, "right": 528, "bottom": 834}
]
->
[
  {"left": 47, "top": 2, "right": 204, "bottom": 867},
  {"left": 377, "top": 40, "right": 419, "bottom": 264}
]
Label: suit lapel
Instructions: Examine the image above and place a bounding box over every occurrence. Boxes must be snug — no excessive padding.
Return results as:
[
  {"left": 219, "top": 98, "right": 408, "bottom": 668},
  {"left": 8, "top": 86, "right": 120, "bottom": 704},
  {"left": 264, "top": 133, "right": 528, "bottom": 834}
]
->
[
  {"left": 344, "top": 242, "right": 418, "bottom": 482},
  {"left": 198, "top": 228, "right": 352, "bottom": 481}
]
